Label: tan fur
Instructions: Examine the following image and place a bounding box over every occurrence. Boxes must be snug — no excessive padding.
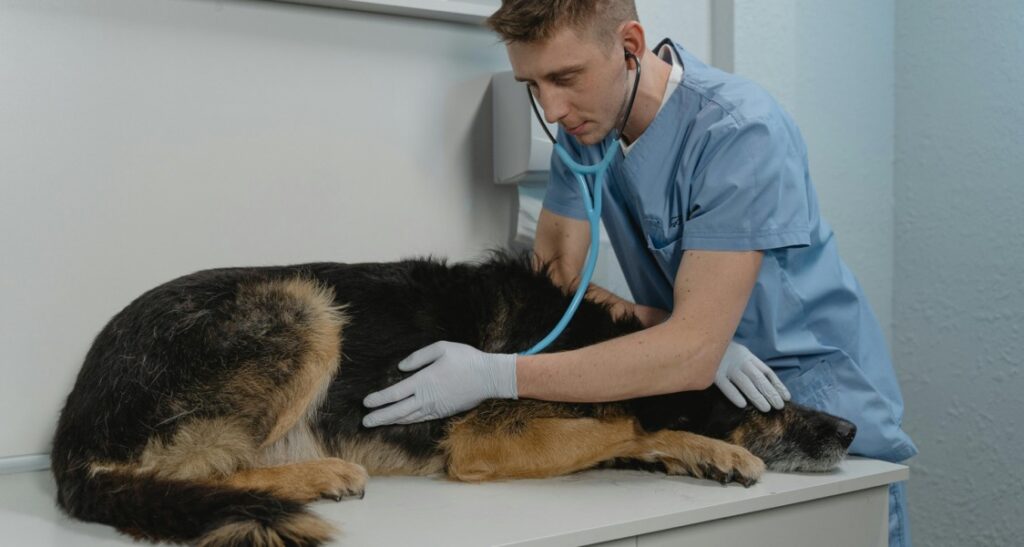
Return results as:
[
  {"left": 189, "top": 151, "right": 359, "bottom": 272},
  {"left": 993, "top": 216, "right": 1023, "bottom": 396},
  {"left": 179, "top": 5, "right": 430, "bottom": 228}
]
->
[
  {"left": 729, "top": 421, "right": 748, "bottom": 446},
  {"left": 240, "top": 279, "right": 347, "bottom": 449},
  {"left": 336, "top": 437, "right": 446, "bottom": 475},
  {"left": 639, "top": 429, "right": 766, "bottom": 480},
  {"left": 196, "top": 512, "right": 335, "bottom": 547},
  {"left": 443, "top": 414, "right": 764, "bottom": 483},
  {"left": 481, "top": 296, "right": 513, "bottom": 352},
  {"left": 223, "top": 458, "right": 368, "bottom": 503},
  {"left": 444, "top": 416, "right": 640, "bottom": 481},
  {"left": 139, "top": 417, "right": 258, "bottom": 480},
  {"left": 88, "top": 417, "right": 255, "bottom": 480},
  {"left": 274, "top": 513, "right": 337, "bottom": 543},
  {"left": 257, "top": 418, "right": 326, "bottom": 467},
  {"left": 727, "top": 410, "right": 786, "bottom": 447}
]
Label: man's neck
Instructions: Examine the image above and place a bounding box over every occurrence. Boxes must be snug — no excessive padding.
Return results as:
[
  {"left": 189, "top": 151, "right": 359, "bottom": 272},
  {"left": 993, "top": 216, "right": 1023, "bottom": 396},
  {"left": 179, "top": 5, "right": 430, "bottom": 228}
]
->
[{"left": 619, "top": 50, "right": 673, "bottom": 145}]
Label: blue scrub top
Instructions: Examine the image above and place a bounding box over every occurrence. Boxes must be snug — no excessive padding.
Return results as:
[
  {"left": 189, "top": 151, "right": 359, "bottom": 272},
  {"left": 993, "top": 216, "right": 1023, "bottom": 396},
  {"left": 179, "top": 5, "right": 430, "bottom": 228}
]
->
[{"left": 543, "top": 39, "right": 917, "bottom": 463}]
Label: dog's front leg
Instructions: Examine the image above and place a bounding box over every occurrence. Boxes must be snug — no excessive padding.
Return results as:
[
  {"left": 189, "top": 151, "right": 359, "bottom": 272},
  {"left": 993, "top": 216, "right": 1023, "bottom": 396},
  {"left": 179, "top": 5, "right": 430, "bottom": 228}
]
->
[{"left": 441, "top": 414, "right": 764, "bottom": 485}]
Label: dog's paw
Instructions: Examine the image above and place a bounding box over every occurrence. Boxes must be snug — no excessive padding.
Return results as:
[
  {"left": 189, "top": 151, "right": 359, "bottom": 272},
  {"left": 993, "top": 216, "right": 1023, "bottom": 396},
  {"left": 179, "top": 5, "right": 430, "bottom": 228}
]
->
[
  {"left": 315, "top": 458, "right": 369, "bottom": 502},
  {"left": 703, "top": 444, "right": 764, "bottom": 486},
  {"left": 664, "top": 444, "right": 765, "bottom": 487}
]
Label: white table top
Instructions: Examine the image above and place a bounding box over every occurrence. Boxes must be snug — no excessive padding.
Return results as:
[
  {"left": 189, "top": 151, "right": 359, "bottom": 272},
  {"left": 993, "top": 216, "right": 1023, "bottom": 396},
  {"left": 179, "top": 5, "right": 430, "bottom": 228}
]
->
[{"left": 0, "top": 457, "right": 907, "bottom": 546}]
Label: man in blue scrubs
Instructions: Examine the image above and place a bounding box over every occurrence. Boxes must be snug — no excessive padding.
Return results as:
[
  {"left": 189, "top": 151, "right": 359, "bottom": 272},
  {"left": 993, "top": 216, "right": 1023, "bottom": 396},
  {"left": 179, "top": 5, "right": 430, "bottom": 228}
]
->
[{"left": 363, "top": 2, "right": 916, "bottom": 545}]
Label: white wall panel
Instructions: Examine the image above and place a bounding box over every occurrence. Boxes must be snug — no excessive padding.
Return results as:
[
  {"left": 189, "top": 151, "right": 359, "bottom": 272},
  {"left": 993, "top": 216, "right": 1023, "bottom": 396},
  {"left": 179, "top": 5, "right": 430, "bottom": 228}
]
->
[{"left": 0, "top": 0, "right": 514, "bottom": 458}]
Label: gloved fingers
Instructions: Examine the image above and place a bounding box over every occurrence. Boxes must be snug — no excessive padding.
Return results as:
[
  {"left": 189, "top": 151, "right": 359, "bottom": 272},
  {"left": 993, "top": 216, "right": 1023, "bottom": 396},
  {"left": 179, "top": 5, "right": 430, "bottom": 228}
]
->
[
  {"left": 393, "top": 409, "right": 432, "bottom": 425},
  {"left": 753, "top": 359, "right": 791, "bottom": 401},
  {"left": 363, "top": 376, "right": 416, "bottom": 408},
  {"left": 362, "top": 395, "right": 421, "bottom": 428},
  {"left": 731, "top": 371, "right": 772, "bottom": 413},
  {"left": 397, "top": 341, "right": 449, "bottom": 372},
  {"left": 743, "top": 362, "right": 784, "bottom": 410},
  {"left": 715, "top": 377, "right": 748, "bottom": 409}
]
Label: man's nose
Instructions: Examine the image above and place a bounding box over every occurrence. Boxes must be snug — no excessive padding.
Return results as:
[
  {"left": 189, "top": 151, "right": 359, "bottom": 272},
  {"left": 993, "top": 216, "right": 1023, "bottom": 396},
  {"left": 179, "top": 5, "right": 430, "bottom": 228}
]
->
[{"left": 534, "top": 85, "right": 570, "bottom": 125}]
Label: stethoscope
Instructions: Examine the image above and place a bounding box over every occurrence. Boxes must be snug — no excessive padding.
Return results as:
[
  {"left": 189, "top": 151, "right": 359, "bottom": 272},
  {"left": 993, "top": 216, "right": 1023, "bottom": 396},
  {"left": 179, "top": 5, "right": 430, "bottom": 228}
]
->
[{"left": 520, "top": 50, "right": 642, "bottom": 355}]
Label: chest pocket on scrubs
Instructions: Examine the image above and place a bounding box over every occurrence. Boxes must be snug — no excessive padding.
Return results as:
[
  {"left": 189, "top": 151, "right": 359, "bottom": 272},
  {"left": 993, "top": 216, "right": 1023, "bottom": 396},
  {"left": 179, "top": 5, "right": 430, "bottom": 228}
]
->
[{"left": 643, "top": 215, "right": 685, "bottom": 281}]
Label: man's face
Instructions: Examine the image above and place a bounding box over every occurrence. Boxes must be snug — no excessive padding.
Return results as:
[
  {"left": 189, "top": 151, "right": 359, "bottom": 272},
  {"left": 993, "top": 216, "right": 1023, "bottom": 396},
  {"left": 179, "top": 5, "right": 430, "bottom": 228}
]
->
[{"left": 508, "top": 27, "right": 627, "bottom": 146}]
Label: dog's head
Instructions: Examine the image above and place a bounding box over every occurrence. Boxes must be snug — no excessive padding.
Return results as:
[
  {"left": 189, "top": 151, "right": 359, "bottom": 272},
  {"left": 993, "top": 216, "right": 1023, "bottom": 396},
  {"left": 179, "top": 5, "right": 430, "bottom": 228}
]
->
[
  {"left": 728, "top": 402, "right": 856, "bottom": 472},
  {"left": 631, "top": 390, "right": 856, "bottom": 473}
]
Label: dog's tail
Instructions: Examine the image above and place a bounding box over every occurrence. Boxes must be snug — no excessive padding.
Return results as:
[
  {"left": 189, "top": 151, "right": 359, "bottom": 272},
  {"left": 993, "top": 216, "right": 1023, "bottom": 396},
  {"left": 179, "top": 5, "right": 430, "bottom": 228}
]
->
[{"left": 54, "top": 463, "right": 334, "bottom": 547}]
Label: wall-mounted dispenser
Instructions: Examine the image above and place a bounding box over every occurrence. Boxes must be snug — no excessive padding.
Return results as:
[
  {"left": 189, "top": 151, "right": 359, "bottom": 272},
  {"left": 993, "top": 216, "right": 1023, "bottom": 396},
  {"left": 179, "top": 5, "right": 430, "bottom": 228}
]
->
[{"left": 491, "top": 70, "right": 557, "bottom": 185}]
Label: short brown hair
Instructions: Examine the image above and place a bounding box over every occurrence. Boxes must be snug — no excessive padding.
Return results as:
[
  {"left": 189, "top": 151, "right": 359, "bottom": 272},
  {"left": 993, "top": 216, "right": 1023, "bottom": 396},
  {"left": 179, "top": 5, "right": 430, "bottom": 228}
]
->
[{"left": 486, "top": 0, "right": 638, "bottom": 44}]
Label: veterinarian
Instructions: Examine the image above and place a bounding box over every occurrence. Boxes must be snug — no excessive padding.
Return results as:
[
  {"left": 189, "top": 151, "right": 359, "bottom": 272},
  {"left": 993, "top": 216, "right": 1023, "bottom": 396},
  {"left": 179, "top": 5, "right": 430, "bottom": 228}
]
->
[{"left": 364, "top": 1, "right": 917, "bottom": 545}]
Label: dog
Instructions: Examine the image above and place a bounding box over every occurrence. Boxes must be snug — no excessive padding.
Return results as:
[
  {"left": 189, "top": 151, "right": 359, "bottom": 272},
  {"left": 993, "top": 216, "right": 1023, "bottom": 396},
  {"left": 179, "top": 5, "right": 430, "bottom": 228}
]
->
[{"left": 51, "top": 252, "right": 856, "bottom": 547}]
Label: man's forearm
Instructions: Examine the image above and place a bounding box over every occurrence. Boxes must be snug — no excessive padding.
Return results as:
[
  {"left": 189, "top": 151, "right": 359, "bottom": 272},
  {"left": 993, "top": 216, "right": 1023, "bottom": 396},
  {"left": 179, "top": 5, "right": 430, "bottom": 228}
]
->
[{"left": 514, "top": 318, "right": 721, "bottom": 402}]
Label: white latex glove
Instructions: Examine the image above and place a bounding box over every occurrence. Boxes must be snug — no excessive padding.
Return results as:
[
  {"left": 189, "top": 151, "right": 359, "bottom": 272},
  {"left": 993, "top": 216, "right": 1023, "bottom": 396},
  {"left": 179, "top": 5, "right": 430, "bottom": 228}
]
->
[
  {"left": 714, "top": 341, "right": 791, "bottom": 412},
  {"left": 362, "top": 341, "right": 517, "bottom": 427}
]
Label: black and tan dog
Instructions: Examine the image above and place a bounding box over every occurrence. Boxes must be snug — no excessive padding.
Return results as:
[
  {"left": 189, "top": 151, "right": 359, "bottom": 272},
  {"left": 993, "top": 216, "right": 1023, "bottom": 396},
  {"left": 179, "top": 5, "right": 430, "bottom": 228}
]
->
[{"left": 52, "top": 253, "right": 856, "bottom": 546}]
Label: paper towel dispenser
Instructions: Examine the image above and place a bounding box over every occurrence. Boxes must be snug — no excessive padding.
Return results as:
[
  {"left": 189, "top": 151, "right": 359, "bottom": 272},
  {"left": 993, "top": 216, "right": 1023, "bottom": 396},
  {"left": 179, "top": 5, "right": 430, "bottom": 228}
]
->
[{"left": 491, "top": 71, "right": 557, "bottom": 185}]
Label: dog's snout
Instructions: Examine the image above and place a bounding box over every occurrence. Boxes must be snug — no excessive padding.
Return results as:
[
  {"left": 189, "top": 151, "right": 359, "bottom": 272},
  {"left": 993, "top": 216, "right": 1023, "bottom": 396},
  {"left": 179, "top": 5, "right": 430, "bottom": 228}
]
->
[{"left": 835, "top": 419, "right": 857, "bottom": 448}]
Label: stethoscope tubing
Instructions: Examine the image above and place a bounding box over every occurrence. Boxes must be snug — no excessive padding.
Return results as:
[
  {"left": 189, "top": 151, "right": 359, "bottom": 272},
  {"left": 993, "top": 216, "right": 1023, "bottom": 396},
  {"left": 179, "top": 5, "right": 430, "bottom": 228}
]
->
[{"left": 520, "top": 51, "right": 641, "bottom": 356}]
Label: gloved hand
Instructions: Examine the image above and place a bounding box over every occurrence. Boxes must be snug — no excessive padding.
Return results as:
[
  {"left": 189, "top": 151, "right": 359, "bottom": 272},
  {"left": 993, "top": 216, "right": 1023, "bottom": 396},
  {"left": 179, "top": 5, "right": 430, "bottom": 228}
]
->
[
  {"left": 714, "top": 341, "right": 791, "bottom": 412},
  {"left": 362, "top": 341, "right": 518, "bottom": 427}
]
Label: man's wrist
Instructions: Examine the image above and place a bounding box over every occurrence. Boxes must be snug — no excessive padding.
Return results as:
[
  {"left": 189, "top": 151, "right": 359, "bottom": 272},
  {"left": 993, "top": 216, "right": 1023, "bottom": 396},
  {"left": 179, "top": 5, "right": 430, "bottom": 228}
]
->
[{"left": 494, "top": 353, "right": 519, "bottom": 400}]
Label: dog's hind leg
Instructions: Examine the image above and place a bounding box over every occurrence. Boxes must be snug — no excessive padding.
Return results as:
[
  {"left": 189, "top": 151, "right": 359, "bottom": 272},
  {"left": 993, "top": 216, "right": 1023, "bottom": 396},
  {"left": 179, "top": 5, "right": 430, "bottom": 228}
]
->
[
  {"left": 442, "top": 413, "right": 765, "bottom": 485},
  {"left": 72, "top": 276, "right": 367, "bottom": 547},
  {"left": 207, "top": 277, "right": 369, "bottom": 500}
]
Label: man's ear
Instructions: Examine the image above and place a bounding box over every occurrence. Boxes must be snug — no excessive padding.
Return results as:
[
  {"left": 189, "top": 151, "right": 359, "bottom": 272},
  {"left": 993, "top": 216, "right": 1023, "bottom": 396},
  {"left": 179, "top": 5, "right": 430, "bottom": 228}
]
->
[{"left": 619, "top": 20, "right": 646, "bottom": 63}]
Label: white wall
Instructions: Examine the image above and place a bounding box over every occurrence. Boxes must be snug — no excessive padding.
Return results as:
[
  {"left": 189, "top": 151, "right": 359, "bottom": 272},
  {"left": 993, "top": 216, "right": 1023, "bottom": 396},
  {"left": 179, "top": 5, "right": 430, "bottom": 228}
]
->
[
  {"left": 0, "top": 0, "right": 514, "bottom": 458},
  {"left": 636, "top": 0, "right": 711, "bottom": 61},
  {"left": 729, "top": 1, "right": 896, "bottom": 343},
  {"left": 894, "top": 2, "right": 1024, "bottom": 545}
]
